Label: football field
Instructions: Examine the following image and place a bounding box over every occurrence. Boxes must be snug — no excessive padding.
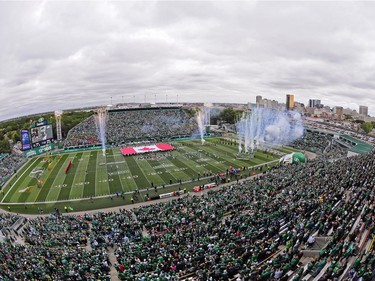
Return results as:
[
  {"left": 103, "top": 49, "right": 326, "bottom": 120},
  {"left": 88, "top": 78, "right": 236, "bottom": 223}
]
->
[{"left": 0, "top": 138, "right": 295, "bottom": 212}]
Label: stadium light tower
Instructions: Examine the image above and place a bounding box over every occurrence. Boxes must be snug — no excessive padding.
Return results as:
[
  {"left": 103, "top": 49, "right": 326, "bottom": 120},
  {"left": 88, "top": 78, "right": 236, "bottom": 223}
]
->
[
  {"left": 55, "top": 110, "right": 63, "bottom": 141},
  {"left": 204, "top": 103, "right": 212, "bottom": 126}
]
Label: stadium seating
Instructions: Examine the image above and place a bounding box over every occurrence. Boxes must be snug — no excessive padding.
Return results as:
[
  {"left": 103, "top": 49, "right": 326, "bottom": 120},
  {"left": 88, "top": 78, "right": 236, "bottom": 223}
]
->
[
  {"left": 290, "top": 131, "right": 349, "bottom": 159},
  {"left": 63, "top": 107, "right": 196, "bottom": 148},
  {"left": 0, "top": 142, "right": 374, "bottom": 280},
  {"left": 63, "top": 115, "right": 99, "bottom": 148},
  {"left": 0, "top": 153, "right": 27, "bottom": 188}
]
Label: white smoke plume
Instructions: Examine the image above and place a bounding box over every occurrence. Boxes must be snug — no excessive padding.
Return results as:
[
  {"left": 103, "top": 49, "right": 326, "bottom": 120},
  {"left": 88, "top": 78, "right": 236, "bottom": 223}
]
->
[{"left": 237, "top": 108, "right": 304, "bottom": 152}]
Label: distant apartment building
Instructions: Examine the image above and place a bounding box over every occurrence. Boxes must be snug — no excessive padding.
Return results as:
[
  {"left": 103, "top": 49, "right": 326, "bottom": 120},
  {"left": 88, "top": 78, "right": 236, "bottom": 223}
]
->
[
  {"left": 261, "top": 98, "right": 279, "bottom": 109},
  {"left": 359, "top": 105, "right": 368, "bottom": 116},
  {"left": 263, "top": 98, "right": 271, "bottom": 108},
  {"left": 333, "top": 106, "right": 344, "bottom": 120},
  {"left": 293, "top": 102, "right": 305, "bottom": 114},
  {"left": 286, "top": 94, "right": 295, "bottom": 110},
  {"left": 256, "top": 95, "right": 263, "bottom": 104},
  {"left": 308, "top": 99, "right": 321, "bottom": 108},
  {"left": 271, "top": 100, "right": 279, "bottom": 109},
  {"left": 334, "top": 106, "right": 343, "bottom": 115}
]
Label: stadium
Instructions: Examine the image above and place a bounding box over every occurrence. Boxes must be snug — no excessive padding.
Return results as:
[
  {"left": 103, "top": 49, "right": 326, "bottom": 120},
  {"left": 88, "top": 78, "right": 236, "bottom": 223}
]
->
[
  {"left": 0, "top": 104, "right": 374, "bottom": 281},
  {"left": 1, "top": 107, "right": 291, "bottom": 214}
]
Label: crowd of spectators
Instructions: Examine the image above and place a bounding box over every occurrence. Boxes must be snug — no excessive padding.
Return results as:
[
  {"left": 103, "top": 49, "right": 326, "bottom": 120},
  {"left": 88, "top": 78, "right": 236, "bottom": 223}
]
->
[
  {"left": 291, "top": 131, "right": 349, "bottom": 159},
  {"left": 63, "top": 115, "right": 98, "bottom": 148},
  {"left": 118, "top": 152, "right": 374, "bottom": 280},
  {"left": 63, "top": 108, "right": 196, "bottom": 148},
  {"left": 23, "top": 214, "right": 90, "bottom": 247},
  {"left": 347, "top": 247, "right": 375, "bottom": 280},
  {"left": 0, "top": 153, "right": 27, "bottom": 187},
  {"left": 0, "top": 239, "right": 111, "bottom": 280},
  {"left": 89, "top": 210, "right": 143, "bottom": 248},
  {"left": 107, "top": 108, "right": 195, "bottom": 144},
  {"left": 323, "top": 141, "right": 348, "bottom": 159},
  {"left": 0, "top": 146, "right": 374, "bottom": 280},
  {"left": 0, "top": 213, "right": 19, "bottom": 238}
]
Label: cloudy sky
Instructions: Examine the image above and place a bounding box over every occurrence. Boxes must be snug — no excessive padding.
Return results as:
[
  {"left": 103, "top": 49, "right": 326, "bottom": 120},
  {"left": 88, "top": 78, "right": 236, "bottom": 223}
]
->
[{"left": 1, "top": 1, "right": 375, "bottom": 120}]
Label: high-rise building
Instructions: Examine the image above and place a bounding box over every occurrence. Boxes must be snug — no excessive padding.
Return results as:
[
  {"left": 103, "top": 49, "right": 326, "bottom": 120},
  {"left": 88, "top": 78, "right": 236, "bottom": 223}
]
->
[
  {"left": 271, "top": 100, "right": 279, "bottom": 109},
  {"left": 256, "top": 95, "right": 263, "bottom": 107},
  {"left": 309, "top": 99, "right": 321, "bottom": 108},
  {"left": 359, "top": 105, "right": 368, "bottom": 116},
  {"left": 286, "top": 94, "right": 295, "bottom": 110}
]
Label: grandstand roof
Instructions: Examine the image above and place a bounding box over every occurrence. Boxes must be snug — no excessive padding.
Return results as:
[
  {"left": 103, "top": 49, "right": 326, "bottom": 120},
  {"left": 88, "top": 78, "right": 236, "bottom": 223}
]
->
[
  {"left": 306, "top": 127, "right": 373, "bottom": 154},
  {"left": 306, "top": 127, "right": 338, "bottom": 136},
  {"left": 341, "top": 134, "right": 373, "bottom": 154},
  {"left": 109, "top": 106, "right": 181, "bottom": 113}
]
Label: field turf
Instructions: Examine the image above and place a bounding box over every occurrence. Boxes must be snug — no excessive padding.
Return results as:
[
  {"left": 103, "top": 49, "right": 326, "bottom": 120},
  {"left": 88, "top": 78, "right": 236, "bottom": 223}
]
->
[{"left": 0, "top": 138, "right": 294, "bottom": 213}]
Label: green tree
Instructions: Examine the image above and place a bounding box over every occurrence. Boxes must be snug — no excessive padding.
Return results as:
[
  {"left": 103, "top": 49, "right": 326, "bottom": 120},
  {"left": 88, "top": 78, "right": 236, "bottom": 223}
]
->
[
  {"left": 0, "top": 139, "right": 10, "bottom": 153},
  {"left": 5, "top": 125, "right": 13, "bottom": 132},
  {"left": 11, "top": 131, "right": 21, "bottom": 142},
  {"left": 0, "top": 110, "right": 94, "bottom": 152},
  {"left": 362, "top": 122, "right": 374, "bottom": 134},
  {"left": 220, "top": 108, "right": 243, "bottom": 124}
]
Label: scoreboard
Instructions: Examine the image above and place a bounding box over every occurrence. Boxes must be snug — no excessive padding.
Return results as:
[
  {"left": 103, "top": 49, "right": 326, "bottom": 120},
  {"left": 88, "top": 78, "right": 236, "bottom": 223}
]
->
[{"left": 30, "top": 118, "right": 54, "bottom": 148}]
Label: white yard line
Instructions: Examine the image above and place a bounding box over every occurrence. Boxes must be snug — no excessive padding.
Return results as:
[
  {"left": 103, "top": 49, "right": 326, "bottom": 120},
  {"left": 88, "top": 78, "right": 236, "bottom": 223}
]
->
[
  {"left": 111, "top": 150, "right": 126, "bottom": 193},
  {"left": 68, "top": 153, "right": 86, "bottom": 199},
  {"left": 95, "top": 152, "right": 109, "bottom": 196}
]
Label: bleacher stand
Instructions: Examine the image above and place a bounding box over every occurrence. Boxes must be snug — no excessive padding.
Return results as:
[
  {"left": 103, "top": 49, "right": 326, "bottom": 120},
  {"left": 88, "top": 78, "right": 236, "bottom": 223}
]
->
[
  {"left": 0, "top": 134, "right": 374, "bottom": 280},
  {"left": 291, "top": 131, "right": 349, "bottom": 159},
  {"left": 0, "top": 153, "right": 27, "bottom": 188},
  {"left": 63, "top": 107, "right": 196, "bottom": 148}
]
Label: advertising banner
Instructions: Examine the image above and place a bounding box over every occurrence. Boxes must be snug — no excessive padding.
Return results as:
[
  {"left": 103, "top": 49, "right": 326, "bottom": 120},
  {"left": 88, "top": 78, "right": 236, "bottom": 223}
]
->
[
  {"left": 21, "top": 129, "right": 31, "bottom": 150},
  {"left": 24, "top": 143, "right": 55, "bottom": 157}
]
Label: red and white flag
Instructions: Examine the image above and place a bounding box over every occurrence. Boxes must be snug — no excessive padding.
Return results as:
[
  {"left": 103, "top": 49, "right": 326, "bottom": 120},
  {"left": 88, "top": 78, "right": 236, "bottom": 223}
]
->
[
  {"left": 134, "top": 145, "right": 161, "bottom": 153},
  {"left": 121, "top": 143, "right": 174, "bottom": 156}
]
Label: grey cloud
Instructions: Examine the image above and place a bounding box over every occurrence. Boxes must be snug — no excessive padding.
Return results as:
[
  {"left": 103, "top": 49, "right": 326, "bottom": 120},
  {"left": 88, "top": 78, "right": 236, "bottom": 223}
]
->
[{"left": 1, "top": 1, "right": 375, "bottom": 120}]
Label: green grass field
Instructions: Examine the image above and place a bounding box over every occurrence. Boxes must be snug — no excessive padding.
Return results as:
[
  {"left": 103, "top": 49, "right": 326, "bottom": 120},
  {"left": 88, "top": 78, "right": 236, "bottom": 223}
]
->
[{"left": 0, "top": 138, "right": 296, "bottom": 214}]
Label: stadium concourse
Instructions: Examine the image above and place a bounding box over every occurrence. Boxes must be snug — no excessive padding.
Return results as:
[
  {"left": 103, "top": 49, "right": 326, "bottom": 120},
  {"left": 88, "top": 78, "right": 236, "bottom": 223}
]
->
[
  {"left": 63, "top": 107, "right": 196, "bottom": 148},
  {"left": 0, "top": 145, "right": 375, "bottom": 280}
]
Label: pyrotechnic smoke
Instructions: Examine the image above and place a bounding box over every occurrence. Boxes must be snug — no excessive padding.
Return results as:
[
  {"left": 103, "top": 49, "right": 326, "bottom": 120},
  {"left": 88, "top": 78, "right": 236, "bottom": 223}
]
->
[
  {"left": 195, "top": 107, "right": 210, "bottom": 145},
  {"left": 95, "top": 108, "right": 107, "bottom": 156},
  {"left": 237, "top": 108, "right": 304, "bottom": 153}
]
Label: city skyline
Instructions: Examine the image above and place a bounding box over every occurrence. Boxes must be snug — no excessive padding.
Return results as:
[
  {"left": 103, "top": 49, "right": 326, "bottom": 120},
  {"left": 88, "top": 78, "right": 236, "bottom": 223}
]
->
[{"left": 1, "top": 1, "right": 375, "bottom": 120}]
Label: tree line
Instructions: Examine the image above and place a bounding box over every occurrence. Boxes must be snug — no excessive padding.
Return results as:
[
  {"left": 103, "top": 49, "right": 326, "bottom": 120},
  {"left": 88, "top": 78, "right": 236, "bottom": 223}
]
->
[{"left": 0, "top": 111, "right": 93, "bottom": 153}]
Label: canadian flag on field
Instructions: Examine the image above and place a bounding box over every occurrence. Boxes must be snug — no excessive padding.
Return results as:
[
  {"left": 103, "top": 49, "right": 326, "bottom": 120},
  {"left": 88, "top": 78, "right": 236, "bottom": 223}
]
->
[
  {"left": 121, "top": 143, "right": 174, "bottom": 156},
  {"left": 134, "top": 145, "right": 161, "bottom": 153}
]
